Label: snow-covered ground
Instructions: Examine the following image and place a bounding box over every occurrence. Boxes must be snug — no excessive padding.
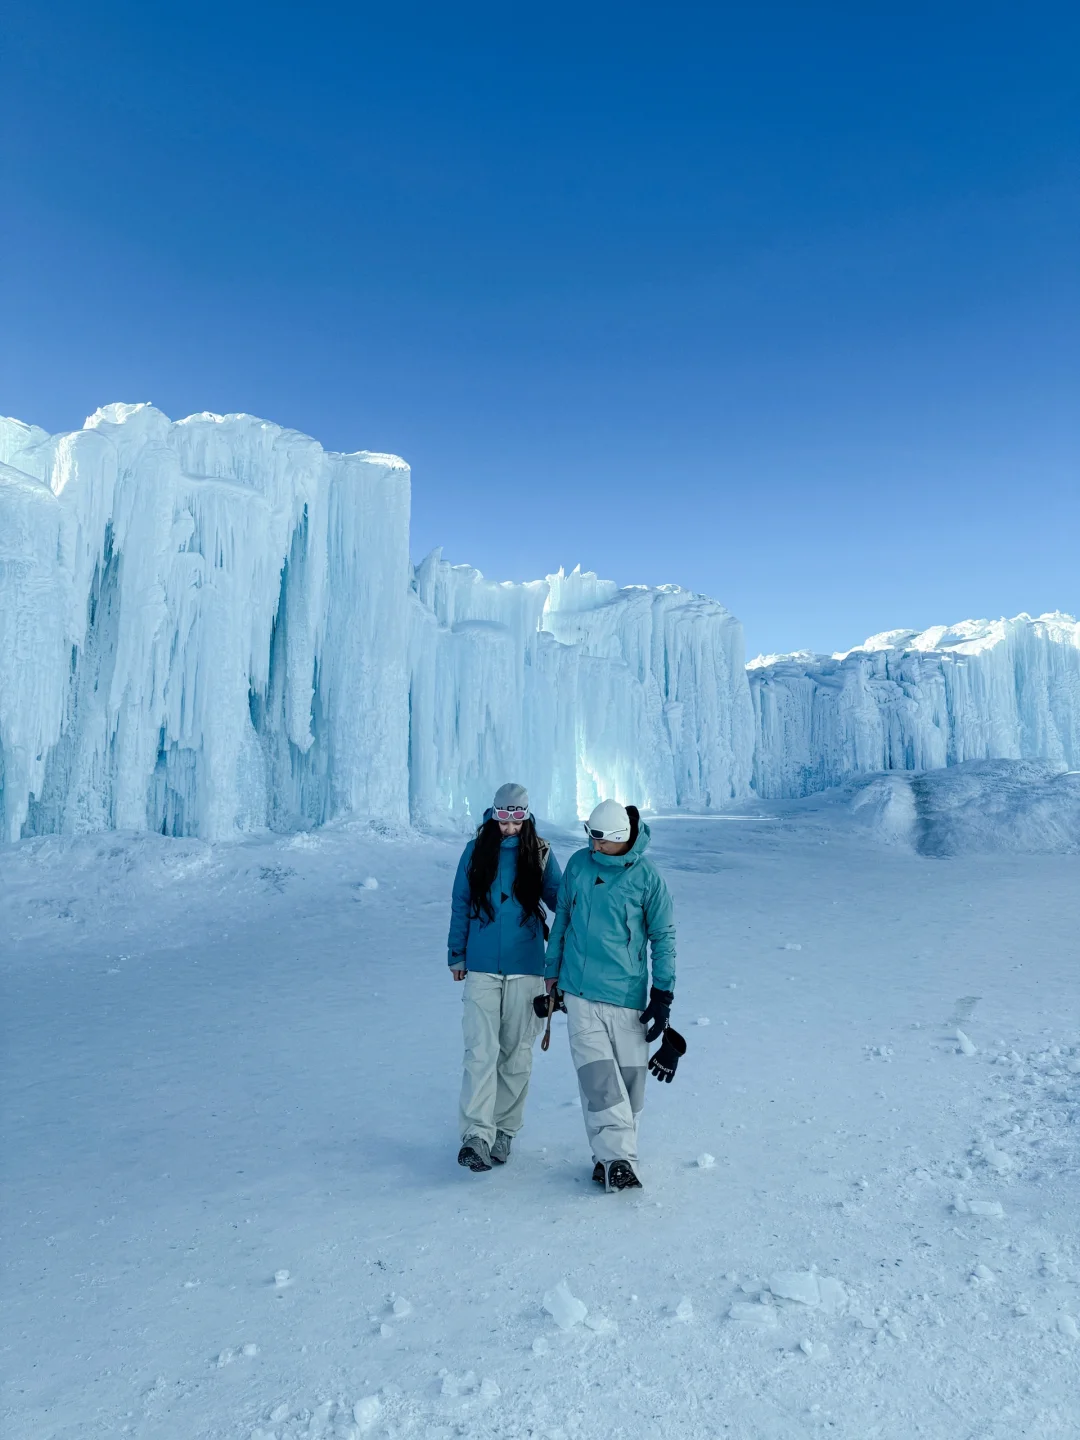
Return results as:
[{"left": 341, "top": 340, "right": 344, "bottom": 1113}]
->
[{"left": 3, "top": 789, "right": 1079, "bottom": 1440}]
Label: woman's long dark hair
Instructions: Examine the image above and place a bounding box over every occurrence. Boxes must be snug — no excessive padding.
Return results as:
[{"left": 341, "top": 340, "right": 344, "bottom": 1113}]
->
[{"left": 467, "top": 816, "right": 547, "bottom": 929}]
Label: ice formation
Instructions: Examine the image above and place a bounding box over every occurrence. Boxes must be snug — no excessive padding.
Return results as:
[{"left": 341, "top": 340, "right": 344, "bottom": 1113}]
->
[
  {"left": 0, "top": 404, "right": 751, "bottom": 840},
  {"left": 749, "top": 615, "right": 1080, "bottom": 799},
  {"left": 409, "top": 554, "right": 753, "bottom": 827},
  {"left": 4, "top": 401, "right": 1080, "bottom": 842},
  {"left": 0, "top": 404, "right": 410, "bottom": 841}
]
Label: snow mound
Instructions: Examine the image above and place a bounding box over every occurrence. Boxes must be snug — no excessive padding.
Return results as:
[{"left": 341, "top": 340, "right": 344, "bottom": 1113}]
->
[
  {"left": 912, "top": 760, "right": 1080, "bottom": 856},
  {"left": 845, "top": 760, "right": 1080, "bottom": 856}
]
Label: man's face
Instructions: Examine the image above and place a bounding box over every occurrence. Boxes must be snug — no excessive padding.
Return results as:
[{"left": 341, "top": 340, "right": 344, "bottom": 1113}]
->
[
  {"left": 499, "top": 819, "right": 524, "bottom": 838},
  {"left": 593, "top": 836, "right": 630, "bottom": 856}
]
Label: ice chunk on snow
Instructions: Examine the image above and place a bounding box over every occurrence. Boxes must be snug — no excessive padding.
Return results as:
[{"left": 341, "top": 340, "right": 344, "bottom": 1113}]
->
[
  {"left": 956, "top": 1029, "right": 977, "bottom": 1056},
  {"left": 1057, "top": 1314, "right": 1079, "bottom": 1340},
  {"left": 353, "top": 1396, "right": 381, "bottom": 1430},
  {"left": 697, "top": 1153, "right": 716, "bottom": 1169},
  {"left": 361, "top": 876, "right": 379, "bottom": 890},
  {"left": 542, "top": 1279, "right": 588, "bottom": 1330},
  {"left": 769, "top": 1271, "right": 821, "bottom": 1306},
  {"left": 439, "top": 1370, "right": 477, "bottom": 1397},
  {"left": 954, "top": 1197, "right": 1004, "bottom": 1218},
  {"left": 391, "top": 1295, "right": 412, "bottom": 1317},
  {"left": 273, "top": 1269, "right": 292, "bottom": 1287},
  {"left": 675, "top": 1297, "right": 694, "bottom": 1321},
  {"left": 816, "top": 1278, "right": 848, "bottom": 1313},
  {"left": 479, "top": 1377, "right": 501, "bottom": 1399}
]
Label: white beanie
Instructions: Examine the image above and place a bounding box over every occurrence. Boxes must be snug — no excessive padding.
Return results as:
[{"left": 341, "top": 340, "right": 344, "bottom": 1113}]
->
[{"left": 586, "top": 799, "right": 630, "bottom": 842}]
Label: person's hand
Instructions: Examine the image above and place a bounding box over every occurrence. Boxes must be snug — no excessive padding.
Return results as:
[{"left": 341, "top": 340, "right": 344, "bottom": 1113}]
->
[
  {"left": 533, "top": 988, "right": 566, "bottom": 1018},
  {"left": 639, "top": 986, "right": 674, "bottom": 1042},
  {"left": 545, "top": 977, "right": 558, "bottom": 993},
  {"left": 451, "top": 966, "right": 466, "bottom": 981}
]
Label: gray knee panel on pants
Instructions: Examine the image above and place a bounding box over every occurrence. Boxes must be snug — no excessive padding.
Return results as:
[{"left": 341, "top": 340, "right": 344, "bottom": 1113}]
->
[
  {"left": 621, "top": 1066, "right": 646, "bottom": 1115},
  {"left": 577, "top": 1059, "right": 624, "bottom": 1113}
]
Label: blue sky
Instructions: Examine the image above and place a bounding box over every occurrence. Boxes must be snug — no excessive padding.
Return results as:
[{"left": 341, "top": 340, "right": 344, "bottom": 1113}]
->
[{"left": 3, "top": 1, "right": 1077, "bottom": 655}]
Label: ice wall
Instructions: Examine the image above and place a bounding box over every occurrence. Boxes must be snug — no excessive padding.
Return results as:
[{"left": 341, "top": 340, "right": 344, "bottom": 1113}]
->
[
  {"left": 749, "top": 615, "right": 1080, "bottom": 799},
  {"left": 409, "top": 555, "right": 753, "bottom": 825},
  {"left": 0, "top": 405, "right": 411, "bottom": 841},
  {"left": 0, "top": 404, "right": 754, "bottom": 840}
]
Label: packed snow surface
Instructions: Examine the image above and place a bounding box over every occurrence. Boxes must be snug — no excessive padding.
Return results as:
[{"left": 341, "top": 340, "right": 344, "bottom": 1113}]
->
[
  {"left": 0, "top": 405, "right": 751, "bottom": 840},
  {"left": 3, "top": 799, "right": 1079, "bottom": 1439}
]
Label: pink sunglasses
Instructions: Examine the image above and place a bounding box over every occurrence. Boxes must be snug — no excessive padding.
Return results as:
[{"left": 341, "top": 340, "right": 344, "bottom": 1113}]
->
[{"left": 494, "top": 807, "right": 529, "bottom": 821}]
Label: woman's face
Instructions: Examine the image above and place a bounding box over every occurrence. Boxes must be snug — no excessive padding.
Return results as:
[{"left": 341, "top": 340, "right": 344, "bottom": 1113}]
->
[{"left": 498, "top": 819, "right": 524, "bottom": 838}]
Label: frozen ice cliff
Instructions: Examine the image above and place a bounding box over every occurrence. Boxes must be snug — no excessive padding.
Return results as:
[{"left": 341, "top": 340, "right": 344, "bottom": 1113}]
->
[
  {"left": 749, "top": 615, "right": 1080, "bottom": 799},
  {"left": 4, "top": 401, "right": 1079, "bottom": 842},
  {"left": 409, "top": 556, "right": 754, "bottom": 826},
  {"left": 0, "top": 404, "right": 752, "bottom": 840}
]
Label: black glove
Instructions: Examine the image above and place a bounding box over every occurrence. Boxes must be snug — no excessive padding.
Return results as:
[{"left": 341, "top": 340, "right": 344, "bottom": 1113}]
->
[
  {"left": 533, "top": 987, "right": 566, "bottom": 1019},
  {"left": 648, "top": 1026, "right": 686, "bottom": 1083},
  {"left": 639, "top": 986, "right": 674, "bottom": 1042}
]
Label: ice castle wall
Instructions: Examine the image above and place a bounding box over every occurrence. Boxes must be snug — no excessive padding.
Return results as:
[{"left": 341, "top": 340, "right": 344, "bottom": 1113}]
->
[
  {"left": 0, "top": 405, "right": 411, "bottom": 841},
  {"left": 409, "top": 555, "right": 754, "bottom": 825},
  {"left": 0, "top": 404, "right": 753, "bottom": 839},
  {"left": 748, "top": 615, "right": 1080, "bottom": 798}
]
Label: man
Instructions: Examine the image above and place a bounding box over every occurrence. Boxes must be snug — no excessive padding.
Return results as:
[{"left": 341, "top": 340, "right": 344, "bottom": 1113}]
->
[{"left": 544, "top": 800, "right": 678, "bottom": 1191}]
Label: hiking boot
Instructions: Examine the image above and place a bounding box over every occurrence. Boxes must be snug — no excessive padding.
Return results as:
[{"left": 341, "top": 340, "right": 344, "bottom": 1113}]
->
[
  {"left": 457, "top": 1137, "right": 492, "bottom": 1172},
  {"left": 605, "top": 1160, "right": 643, "bottom": 1191},
  {"left": 591, "top": 1161, "right": 605, "bottom": 1186},
  {"left": 490, "top": 1131, "right": 513, "bottom": 1165}
]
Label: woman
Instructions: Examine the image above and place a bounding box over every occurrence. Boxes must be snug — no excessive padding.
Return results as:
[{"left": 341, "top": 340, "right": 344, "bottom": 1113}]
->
[
  {"left": 544, "top": 800, "right": 680, "bottom": 1192},
  {"left": 448, "top": 783, "right": 563, "bottom": 1172}
]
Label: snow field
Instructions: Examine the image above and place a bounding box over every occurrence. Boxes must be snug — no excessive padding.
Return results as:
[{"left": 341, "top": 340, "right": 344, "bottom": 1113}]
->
[{"left": 3, "top": 798, "right": 1079, "bottom": 1439}]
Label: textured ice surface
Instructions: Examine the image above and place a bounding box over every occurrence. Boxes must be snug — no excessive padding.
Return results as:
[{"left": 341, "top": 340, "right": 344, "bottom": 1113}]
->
[
  {"left": 0, "top": 406, "right": 751, "bottom": 839},
  {"left": 750, "top": 615, "right": 1080, "bottom": 799},
  {"left": 6, "top": 402, "right": 1080, "bottom": 841},
  {"left": 410, "top": 551, "right": 753, "bottom": 826}
]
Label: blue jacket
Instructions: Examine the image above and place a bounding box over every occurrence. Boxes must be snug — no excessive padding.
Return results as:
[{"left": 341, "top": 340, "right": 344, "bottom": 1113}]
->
[
  {"left": 544, "top": 822, "right": 675, "bottom": 1010},
  {"left": 447, "top": 833, "right": 563, "bottom": 976}
]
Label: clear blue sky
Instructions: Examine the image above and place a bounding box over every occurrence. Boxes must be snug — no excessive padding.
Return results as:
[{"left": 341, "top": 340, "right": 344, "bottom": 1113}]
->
[{"left": 3, "top": 1, "right": 1078, "bottom": 655}]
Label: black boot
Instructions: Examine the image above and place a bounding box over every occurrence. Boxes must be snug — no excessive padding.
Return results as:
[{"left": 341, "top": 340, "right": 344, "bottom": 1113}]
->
[
  {"left": 605, "top": 1160, "right": 643, "bottom": 1192},
  {"left": 591, "top": 1160, "right": 605, "bottom": 1186},
  {"left": 457, "top": 1137, "right": 492, "bottom": 1171}
]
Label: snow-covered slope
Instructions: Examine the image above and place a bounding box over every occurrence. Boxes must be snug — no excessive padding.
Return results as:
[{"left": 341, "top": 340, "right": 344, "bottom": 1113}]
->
[
  {"left": 749, "top": 615, "right": 1080, "bottom": 799},
  {"left": 0, "top": 405, "right": 752, "bottom": 840}
]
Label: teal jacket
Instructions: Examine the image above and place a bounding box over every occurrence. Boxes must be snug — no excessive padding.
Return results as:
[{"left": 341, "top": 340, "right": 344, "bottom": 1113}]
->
[
  {"left": 448, "top": 833, "right": 563, "bottom": 976},
  {"left": 544, "top": 823, "right": 675, "bottom": 1010}
]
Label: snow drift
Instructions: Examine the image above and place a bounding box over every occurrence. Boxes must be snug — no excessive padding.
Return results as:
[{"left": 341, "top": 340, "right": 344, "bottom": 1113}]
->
[
  {"left": 848, "top": 760, "right": 1080, "bottom": 856},
  {"left": 0, "top": 404, "right": 751, "bottom": 840},
  {"left": 749, "top": 616, "right": 1080, "bottom": 800}
]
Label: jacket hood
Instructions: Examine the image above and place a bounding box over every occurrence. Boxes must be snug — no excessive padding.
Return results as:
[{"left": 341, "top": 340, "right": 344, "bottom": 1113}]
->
[{"left": 590, "top": 820, "right": 652, "bottom": 869}]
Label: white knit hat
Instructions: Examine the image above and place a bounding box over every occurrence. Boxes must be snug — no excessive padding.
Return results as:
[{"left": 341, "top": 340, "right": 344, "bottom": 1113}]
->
[{"left": 585, "top": 799, "right": 630, "bottom": 842}]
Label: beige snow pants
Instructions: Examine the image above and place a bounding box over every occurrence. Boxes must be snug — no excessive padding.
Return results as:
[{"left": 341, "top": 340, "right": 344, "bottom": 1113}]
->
[
  {"left": 459, "top": 972, "right": 546, "bottom": 1144},
  {"left": 564, "top": 994, "right": 649, "bottom": 1164}
]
